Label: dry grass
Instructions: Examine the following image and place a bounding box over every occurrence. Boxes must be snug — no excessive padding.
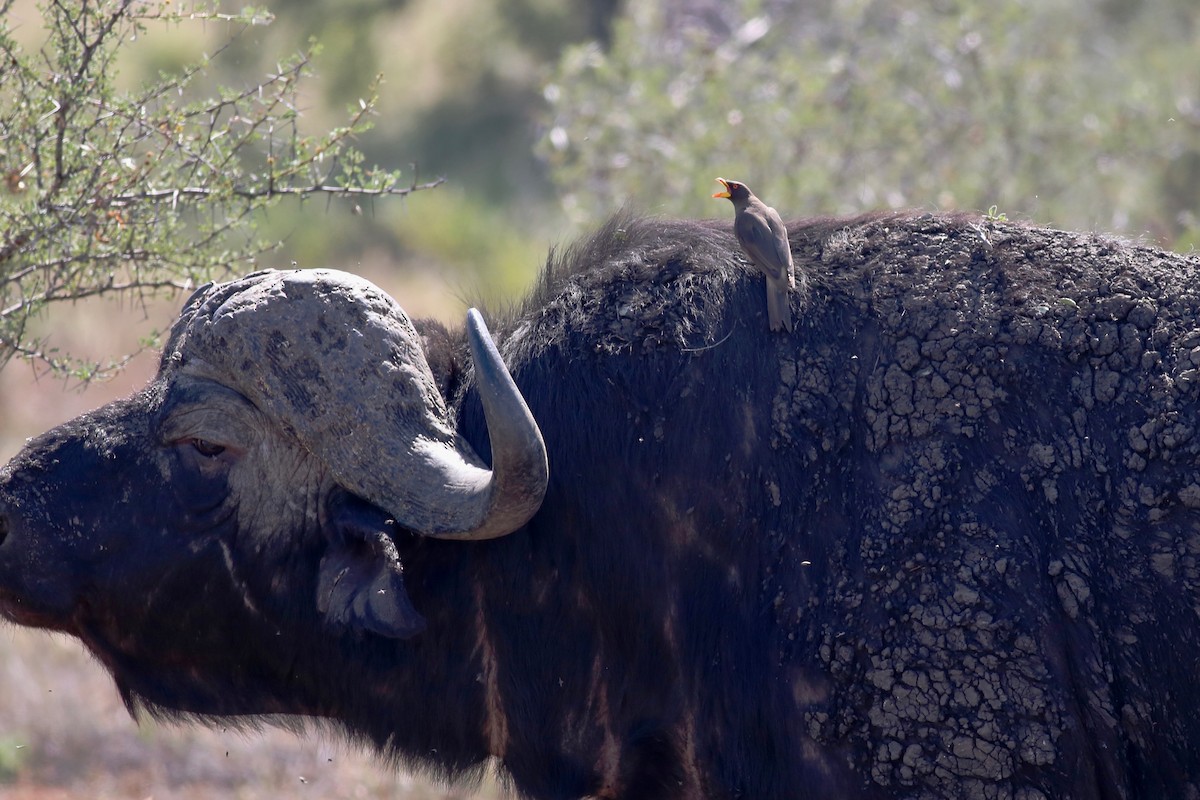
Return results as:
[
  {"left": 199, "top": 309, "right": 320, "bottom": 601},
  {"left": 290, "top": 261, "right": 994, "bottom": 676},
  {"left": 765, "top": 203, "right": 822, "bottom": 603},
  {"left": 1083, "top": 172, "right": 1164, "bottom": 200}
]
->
[
  {"left": 0, "top": 626, "right": 505, "bottom": 799},
  {"left": 0, "top": 272, "right": 502, "bottom": 799}
]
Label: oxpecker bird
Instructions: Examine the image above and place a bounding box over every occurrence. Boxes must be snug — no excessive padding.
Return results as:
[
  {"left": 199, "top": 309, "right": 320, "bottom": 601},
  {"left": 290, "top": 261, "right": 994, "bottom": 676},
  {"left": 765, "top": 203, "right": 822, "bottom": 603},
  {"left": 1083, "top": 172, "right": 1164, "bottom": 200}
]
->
[{"left": 713, "top": 178, "right": 795, "bottom": 333}]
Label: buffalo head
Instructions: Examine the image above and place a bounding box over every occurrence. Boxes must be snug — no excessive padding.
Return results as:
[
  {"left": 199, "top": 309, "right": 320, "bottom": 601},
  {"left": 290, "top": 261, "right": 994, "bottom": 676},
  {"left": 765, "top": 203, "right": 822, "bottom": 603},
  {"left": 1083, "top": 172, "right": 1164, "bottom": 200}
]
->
[{"left": 0, "top": 268, "right": 547, "bottom": 715}]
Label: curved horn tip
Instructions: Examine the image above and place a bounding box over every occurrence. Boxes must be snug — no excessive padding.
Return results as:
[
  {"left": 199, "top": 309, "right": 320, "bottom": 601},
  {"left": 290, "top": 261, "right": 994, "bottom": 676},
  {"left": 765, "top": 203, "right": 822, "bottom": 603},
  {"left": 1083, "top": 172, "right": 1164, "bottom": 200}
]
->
[
  {"left": 465, "top": 308, "right": 511, "bottom": 391},
  {"left": 419, "top": 306, "right": 547, "bottom": 542},
  {"left": 466, "top": 307, "right": 489, "bottom": 341}
]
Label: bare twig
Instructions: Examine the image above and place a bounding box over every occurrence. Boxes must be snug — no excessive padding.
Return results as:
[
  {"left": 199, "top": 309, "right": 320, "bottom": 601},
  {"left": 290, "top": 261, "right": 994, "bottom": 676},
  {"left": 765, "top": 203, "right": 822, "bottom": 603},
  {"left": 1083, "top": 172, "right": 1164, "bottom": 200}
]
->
[
  {"left": 100, "top": 177, "right": 446, "bottom": 205},
  {"left": 0, "top": 2, "right": 437, "bottom": 380}
]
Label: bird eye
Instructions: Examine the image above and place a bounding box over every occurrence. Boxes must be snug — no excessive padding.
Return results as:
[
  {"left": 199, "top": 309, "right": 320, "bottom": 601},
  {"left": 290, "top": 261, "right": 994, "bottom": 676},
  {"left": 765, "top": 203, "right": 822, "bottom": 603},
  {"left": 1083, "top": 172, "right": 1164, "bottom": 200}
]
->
[{"left": 189, "top": 438, "right": 226, "bottom": 458}]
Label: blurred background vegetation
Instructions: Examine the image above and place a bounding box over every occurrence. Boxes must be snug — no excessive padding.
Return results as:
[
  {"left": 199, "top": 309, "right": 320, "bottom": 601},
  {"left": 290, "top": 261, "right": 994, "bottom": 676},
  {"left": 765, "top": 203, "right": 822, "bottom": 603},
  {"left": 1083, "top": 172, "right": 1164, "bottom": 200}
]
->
[
  {"left": 207, "top": 0, "right": 1200, "bottom": 274},
  {"left": 141, "top": 0, "right": 1200, "bottom": 305},
  {"left": 0, "top": 0, "right": 1197, "bottom": 796},
  {"left": 544, "top": 0, "right": 1199, "bottom": 247},
  {"left": 2, "top": 0, "right": 1198, "bottom": 377}
]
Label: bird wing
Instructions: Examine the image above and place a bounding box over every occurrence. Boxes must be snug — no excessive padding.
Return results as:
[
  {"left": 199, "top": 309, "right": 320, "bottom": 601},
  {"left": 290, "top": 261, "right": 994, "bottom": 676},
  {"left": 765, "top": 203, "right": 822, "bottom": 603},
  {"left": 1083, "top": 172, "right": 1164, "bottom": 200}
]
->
[
  {"left": 766, "top": 209, "right": 794, "bottom": 271},
  {"left": 735, "top": 206, "right": 792, "bottom": 282}
]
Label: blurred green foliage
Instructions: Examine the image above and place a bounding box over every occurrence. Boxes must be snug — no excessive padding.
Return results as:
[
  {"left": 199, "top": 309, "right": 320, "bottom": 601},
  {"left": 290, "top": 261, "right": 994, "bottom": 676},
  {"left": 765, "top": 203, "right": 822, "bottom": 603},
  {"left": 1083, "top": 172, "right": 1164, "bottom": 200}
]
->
[
  {"left": 387, "top": 186, "right": 548, "bottom": 301},
  {"left": 141, "top": 0, "right": 620, "bottom": 315},
  {"left": 0, "top": 0, "right": 436, "bottom": 378},
  {"left": 4, "top": 0, "right": 1196, "bottom": 383},
  {"left": 0, "top": 735, "right": 24, "bottom": 783},
  {"left": 541, "top": 0, "right": 1200, "bottom": 251}
]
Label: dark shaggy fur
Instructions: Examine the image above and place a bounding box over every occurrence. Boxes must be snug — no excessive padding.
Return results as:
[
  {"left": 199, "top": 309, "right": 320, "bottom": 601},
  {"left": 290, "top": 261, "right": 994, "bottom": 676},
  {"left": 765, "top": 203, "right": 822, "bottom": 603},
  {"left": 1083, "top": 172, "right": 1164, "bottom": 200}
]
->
[
  {"left": 4, "top": 210, "right": 1200, "bottom": 799},
  {"left": 458, "top": 211, "right": 1200, "bottom": 797}
]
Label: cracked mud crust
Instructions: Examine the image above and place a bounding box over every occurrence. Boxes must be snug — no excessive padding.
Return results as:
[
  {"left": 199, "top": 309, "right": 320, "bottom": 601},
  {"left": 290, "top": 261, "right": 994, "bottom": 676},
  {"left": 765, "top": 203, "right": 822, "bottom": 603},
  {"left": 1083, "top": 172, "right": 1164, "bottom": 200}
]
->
[{"left": 495, "top": 211, "right": 1200, "bottom": 797}]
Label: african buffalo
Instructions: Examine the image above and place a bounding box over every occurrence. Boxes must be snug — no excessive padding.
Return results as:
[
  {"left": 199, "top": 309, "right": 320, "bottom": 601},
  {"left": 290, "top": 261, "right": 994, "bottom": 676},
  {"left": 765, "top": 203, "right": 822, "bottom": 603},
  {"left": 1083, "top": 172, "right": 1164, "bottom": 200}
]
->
[{"left": 2, "top": 211, "right": 1200, "bottom": 798}]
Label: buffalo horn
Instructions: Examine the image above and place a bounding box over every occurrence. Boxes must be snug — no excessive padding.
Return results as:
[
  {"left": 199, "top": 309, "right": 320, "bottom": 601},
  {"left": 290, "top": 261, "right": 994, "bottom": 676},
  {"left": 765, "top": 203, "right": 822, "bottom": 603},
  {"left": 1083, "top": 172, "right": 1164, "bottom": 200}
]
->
[{"left": 163, "top": 269, "right": 547, "bottom": 540}]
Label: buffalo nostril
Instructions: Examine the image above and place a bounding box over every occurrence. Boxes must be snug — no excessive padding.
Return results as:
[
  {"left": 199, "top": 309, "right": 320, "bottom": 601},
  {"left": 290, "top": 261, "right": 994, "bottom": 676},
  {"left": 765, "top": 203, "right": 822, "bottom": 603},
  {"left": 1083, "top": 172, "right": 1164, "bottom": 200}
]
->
[{"left": 0, "top": 514, "right": 8, "bottom": 547}]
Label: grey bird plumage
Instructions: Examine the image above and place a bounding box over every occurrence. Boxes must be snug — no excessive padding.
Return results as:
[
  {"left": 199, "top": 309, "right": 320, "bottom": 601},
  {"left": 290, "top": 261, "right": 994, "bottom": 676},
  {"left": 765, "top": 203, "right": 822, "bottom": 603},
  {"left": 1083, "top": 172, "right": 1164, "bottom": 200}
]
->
[{"left": 713, "top": 178, "right": 795, "bottom": 333}]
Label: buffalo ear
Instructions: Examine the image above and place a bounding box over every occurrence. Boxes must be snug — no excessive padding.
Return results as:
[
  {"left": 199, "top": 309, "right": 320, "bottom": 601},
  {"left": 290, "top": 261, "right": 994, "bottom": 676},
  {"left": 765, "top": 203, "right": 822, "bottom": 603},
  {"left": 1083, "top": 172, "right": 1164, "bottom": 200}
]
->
[{"left": 318, "top": 493, "right": 426, "bottom": 639}]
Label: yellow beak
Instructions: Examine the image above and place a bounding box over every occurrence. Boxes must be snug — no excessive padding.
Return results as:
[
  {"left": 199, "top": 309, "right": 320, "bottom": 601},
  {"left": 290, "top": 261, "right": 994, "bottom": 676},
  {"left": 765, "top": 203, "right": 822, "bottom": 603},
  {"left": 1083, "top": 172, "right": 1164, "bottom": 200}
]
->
[{"left": 712, "top": 178, "right": 731, "bottom": 199}]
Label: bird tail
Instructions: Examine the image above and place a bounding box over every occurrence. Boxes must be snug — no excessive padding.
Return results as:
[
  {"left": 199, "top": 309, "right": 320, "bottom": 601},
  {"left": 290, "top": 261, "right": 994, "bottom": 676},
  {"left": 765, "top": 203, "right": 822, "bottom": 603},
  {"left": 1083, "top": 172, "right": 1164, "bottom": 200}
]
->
[{"left": 767, "top": 283, "right": 794, "bottom": 333}]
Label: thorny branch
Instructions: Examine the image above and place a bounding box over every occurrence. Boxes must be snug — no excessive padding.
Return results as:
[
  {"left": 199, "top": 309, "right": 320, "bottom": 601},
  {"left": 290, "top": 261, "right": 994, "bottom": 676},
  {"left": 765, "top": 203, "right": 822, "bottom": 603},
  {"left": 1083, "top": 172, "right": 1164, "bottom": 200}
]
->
[
  {"left": 97, "top": 177, "right": 448, "bottom": 206},
  {"left": 0, "top": 1, "right": 439, "bottom": 381}
]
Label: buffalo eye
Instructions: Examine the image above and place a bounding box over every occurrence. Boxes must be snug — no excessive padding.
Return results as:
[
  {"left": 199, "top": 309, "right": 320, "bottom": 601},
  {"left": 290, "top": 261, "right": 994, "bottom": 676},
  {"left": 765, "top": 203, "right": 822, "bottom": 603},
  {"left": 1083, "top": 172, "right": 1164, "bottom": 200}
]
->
[{"left": 188, "top": 438, "right": 226, "bottom": 458}]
